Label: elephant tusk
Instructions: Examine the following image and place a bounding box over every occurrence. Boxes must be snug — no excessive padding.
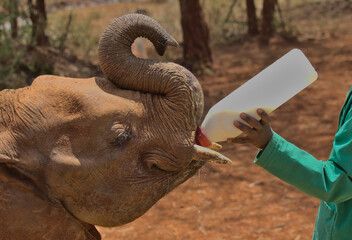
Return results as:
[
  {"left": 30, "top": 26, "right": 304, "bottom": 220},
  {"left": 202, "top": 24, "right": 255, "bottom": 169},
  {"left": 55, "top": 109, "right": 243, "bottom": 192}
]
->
[
  {"left": 192, "top": 145, "right": 232, "bottom": 165},
  {"left": 209, "top": 142, "right": 222, "bottom": 151}
]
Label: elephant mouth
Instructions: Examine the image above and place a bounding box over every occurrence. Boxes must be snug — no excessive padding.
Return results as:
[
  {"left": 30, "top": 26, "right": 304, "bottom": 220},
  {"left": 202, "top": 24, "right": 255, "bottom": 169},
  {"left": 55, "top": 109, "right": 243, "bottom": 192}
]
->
[
  {"left": 192, "top": 127, "right": 232, "bottom": 165},
  {"left": 192, "top": 144, "right": 232, "bottom": 165}
]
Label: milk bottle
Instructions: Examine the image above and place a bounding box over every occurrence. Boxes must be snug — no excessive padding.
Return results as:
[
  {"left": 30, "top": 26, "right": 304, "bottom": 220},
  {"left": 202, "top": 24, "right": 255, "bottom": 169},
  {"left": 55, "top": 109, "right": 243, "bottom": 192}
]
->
[{"left": 199, "top": 49, "right": 318, "bottom": 145}]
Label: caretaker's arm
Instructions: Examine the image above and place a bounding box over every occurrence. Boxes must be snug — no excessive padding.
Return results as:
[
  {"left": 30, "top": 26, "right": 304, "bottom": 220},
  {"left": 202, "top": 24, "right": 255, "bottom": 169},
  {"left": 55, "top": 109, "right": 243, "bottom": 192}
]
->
[{"left": 228, "top": 109, "right": 352, "bottom": 204}]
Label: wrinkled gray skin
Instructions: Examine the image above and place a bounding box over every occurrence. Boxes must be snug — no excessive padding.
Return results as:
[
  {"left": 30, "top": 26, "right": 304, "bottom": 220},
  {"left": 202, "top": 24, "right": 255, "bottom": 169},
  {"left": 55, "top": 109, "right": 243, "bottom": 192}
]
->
[{"left": 0, "top": 14, "right": 228, "bottom": 239}]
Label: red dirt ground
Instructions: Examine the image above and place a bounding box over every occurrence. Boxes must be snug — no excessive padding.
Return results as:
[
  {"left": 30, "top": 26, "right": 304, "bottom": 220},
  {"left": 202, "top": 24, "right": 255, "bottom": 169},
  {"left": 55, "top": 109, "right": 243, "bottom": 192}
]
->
[{"left": 97, "top": 17, "right": 352, "bottom": 240}]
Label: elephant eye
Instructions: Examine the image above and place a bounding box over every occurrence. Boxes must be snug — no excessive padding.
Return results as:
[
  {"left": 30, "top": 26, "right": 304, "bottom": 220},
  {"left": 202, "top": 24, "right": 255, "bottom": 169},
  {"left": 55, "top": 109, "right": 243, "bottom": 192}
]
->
[
  {"left": 110, "top": 124, "right": 131, "bottom": 146},
  {"left": 112, "top": 132, "right": 130, "bottom": 146}
]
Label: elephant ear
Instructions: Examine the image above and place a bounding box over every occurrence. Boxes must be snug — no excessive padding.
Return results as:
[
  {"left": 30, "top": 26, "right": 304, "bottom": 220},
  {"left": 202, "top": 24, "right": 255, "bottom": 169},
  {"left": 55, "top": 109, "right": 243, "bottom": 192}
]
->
[{"left": 98, "top": 13, "right": 204, "bottom": 127}]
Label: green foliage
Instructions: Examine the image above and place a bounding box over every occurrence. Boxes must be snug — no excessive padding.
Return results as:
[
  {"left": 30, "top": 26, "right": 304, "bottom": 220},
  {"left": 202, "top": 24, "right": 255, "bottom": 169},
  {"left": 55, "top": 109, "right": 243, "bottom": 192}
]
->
[
  {"left": 0, "top": 41, "right": 25, "bottom": 89},
  {"left": 46, "top": 11, "right": 72, "bottom": 48},
  {"left": 0, "top": 36, "right": 55, "bottom": 90},
  {"left": 69, "top": 11, "right": 100, "bottom": 61},
  {"left": 202, "top": 0, "right": 249, "bottom": 43},
  {"left": 48, "top": 10, "right": 100, "bottom": 62},
  {"left": 0, "top": 1, "right": 28, "bottom": 89},
  {"left": 0, "top": 1, "right": 58, "bottom": 90}
]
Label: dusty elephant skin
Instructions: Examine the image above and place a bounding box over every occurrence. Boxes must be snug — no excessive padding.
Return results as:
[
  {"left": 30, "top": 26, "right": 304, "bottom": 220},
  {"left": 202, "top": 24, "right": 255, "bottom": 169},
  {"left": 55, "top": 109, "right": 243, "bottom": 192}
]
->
[{"left": 0, "top": 14, "right": 229, "bottom": 239}]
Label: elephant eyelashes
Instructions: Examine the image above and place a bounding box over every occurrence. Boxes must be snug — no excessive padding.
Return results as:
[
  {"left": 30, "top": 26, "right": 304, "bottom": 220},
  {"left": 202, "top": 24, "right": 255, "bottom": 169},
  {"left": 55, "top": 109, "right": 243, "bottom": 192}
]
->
[
  {"left": 111, "top": 131, "right": 130, "bottom": 146},
  {"left": 149, "top": 164, "right": 165, "bottom": 173},
  {"left": 110, "top": 124, "right": 131, "bottom": 146}
]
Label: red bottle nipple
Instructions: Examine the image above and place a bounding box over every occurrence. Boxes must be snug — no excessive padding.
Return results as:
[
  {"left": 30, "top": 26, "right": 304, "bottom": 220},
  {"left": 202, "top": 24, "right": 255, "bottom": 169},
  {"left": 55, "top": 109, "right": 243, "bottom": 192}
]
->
[{"left": 195, "top": 127, "right": 211, "bottom": 148}]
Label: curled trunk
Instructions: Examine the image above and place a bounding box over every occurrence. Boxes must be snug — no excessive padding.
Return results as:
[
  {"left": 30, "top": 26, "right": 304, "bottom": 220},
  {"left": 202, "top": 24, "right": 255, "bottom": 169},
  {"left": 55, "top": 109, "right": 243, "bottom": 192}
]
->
[
  {"left": 98, "top": 14, "right": 204, "bottom": 127},
  {"left": 98, "top": 14, "right": 230, "bottom": 166}
]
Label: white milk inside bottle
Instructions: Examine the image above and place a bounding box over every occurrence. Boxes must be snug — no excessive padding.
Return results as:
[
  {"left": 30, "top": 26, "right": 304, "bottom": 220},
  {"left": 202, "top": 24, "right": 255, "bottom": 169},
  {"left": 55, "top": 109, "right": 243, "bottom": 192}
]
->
[{"left": 200, "top": 49, "right": 318, "bottom": 143}]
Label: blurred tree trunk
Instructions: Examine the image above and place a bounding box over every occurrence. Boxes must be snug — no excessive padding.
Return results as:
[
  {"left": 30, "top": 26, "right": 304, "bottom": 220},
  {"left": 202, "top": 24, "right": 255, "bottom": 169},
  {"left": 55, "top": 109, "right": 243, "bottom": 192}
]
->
[
  {"left": 223, "top": 0, "right": 238, "bottom": 24},
  {"left": 179, "top": 0, "right": 212, "bottom": 72},
  {"left": 246, "top": 0, "right": 259, "bottom": 36},
  {"left": 9, "top": 0, "right": 19, "bottom": 39},
  {"left": 28, "top": 0, "right": 48, "bottom": 46},
  {"left": 260, "top": 0, "right": 276, "bottom": 45}
]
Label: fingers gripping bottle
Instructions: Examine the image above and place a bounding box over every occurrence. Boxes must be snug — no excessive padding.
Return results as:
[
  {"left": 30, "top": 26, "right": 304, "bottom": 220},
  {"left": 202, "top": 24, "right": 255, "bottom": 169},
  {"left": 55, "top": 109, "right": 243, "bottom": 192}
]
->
[{"left": 196, "top": 49, "right": 318, "bottom": 147}]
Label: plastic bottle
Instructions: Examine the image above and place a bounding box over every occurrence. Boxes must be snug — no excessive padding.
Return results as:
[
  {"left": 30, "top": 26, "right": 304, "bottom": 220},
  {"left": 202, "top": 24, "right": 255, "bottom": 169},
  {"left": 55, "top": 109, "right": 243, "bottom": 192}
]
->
[{"left": 197, "top": 49, "right": 318, "bottom": 146}]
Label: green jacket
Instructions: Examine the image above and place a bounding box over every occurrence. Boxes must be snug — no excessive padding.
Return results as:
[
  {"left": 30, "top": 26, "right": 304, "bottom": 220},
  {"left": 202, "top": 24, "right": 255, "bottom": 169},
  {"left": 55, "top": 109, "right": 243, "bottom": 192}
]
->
[{"left": 255, "top": 87, "right": 352, "bottom": 240}]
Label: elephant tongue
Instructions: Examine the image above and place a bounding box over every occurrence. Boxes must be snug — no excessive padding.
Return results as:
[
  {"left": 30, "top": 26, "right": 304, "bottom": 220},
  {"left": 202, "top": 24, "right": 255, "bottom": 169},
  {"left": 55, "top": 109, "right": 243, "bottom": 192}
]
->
[{"left": 195, "top": 127, "right": 211, "bottom": 147}]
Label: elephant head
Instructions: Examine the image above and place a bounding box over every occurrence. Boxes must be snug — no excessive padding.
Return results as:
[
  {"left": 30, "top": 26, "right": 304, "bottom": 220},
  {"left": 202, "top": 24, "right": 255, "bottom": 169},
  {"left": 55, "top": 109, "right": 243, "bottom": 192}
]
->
[{"left": 0, "top": 13, "right": 229, "bottom": 238}]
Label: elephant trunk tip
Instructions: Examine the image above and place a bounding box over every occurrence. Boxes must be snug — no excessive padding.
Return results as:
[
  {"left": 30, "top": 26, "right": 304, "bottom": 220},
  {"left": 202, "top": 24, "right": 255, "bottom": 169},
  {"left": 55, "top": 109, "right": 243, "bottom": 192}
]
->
[
  {"left": 167, "top": 38, "right": 179, "bottom": 48},
  {"left": 155, "top": 36, "right": 179, "bottom": 56}
]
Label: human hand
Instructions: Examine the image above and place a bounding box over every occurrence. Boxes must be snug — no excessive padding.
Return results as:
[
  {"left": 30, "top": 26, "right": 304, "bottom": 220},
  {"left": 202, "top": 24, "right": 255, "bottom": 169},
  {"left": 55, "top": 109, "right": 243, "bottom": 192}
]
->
[{"left": 227, "top": 109, "right": 273, "bottom": 149}]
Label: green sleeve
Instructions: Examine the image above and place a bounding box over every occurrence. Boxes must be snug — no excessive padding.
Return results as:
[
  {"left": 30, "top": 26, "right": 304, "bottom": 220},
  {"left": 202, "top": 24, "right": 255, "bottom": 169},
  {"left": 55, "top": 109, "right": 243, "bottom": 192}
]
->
[{"left": 255, "top": 115, "right": 352, "bottom": 203}]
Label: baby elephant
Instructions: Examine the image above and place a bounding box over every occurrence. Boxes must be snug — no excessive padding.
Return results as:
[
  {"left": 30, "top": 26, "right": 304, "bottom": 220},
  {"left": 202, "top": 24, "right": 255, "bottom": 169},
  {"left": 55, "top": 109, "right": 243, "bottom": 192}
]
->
[{"left": 0, "top": 14, "right": 229, "bottom": 239}]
